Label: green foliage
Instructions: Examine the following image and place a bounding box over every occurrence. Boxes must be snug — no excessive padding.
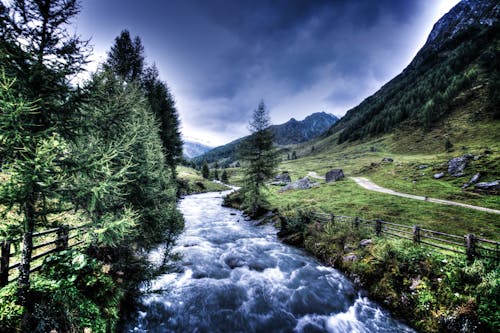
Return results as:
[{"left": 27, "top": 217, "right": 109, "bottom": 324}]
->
[
  {"left": 27, "top": 249, "right": 122, "bottom": 333},
  {"left": 240, "top": 101, "right": 279, "bottom": 215},
  {"left": 105, "top": 29, "right": 144, "bottom": 82},
  {"left": 78, "top": 71, "right": 183, "bottom": 248},
  {"left": 221, "top": 170, "right": 229, "bottom": 183},
  {"left": 141, "top": 65, "right": 183, "bottom": 172},
  {"left": 0, "top": 283, "right": 23, "bottom": 331},
  {"left": 202, "top": 162, "right": 210, "bottom": 179}
]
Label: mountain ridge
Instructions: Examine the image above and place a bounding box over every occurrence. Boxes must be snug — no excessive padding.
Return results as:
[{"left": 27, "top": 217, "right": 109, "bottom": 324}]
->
[{"left": 192, "top": 112, "right": 338, "bottom": 165}]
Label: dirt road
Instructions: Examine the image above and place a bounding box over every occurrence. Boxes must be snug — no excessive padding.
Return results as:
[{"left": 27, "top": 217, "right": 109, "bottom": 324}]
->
[{"left": 350, "top": 177, "right": 500, "bottom": 215}]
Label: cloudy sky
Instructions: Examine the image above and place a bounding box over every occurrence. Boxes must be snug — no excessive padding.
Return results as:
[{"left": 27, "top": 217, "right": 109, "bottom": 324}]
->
[{"left": 73, "top": 0, "right": 460, "bottom": 146}]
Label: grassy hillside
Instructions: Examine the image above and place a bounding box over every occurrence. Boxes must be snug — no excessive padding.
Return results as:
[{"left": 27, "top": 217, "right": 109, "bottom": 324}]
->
[{"left": 329, "top": 24, "right": 499, "bottom": 144}]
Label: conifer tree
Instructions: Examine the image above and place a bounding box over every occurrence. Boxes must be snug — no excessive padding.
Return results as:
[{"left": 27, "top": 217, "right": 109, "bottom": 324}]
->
[
  {"left": 221, "top": 170, "right": 229, "bottom": 183},
  {"left": 1, "top": 0, "right": 88, "bottom": 317},
  {"left": 240, "top": 101, "right": 278, "bottom": 216},
  {"left": 202, "top": 162, "right": 210, "bottom": 179},
  {"left": 105, "top": 29, "right": 144, "bottom": 82},
  {"left": 141, "top": 65, "right": 183, "bottom": 172}
]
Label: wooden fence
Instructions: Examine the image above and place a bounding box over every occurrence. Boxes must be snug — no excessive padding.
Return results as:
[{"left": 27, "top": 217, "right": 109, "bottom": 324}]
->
[
  {"left": 0, "top": 224, "right": 89, "bottom": 287},
  {"left": 308, "top": 211, "right": 499, "bottom": 262}
]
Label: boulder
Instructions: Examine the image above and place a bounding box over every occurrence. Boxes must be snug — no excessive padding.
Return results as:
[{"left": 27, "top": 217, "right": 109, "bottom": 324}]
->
[
  {"left": 274, "top": 172, "right": 291, "bottom": 183},
  {"left": 325, "top": 169, "right": 344, "bottom": 183},
  {"left": 462, "top": 173, "right": 481, "bottom": 189},
  {"left": 474, "top": 180, "right": 500, "bottom": 192},
  {"left": 381, "top": 157, "right": 394, "bottom": 163},
  {"left": 342, "top": 253, "right": 358, "bottom": 263},
  {"left": 433, "top": 172, "right": 445, "bottom": 179},
  {"left": 359, "top": 239, "right": 373, "bottom": 247},
  {"left": 418, "top": 165, "right": 428, "bottom": 169},
  {"left": 279, "top": 177, "right": 319, "bottom": 192},
  {"left": 447, "top": 154, "right": 473, "bottom": 177}
]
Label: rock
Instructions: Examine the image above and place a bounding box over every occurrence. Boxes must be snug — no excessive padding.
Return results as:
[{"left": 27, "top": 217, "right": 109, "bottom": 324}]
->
[
  {"left": 447, "top": 154, "right": 473, "bottom": 177},
  {"left": 433, "top": 172, "right": 445, "bottom": 179},
  {"left": 274, "top": 172, "right": 291, "bottom": 183},
  {"left": 342, "top": 253, "right": 358, "bottom": 263},
  {"left": 381, "top": 157, "right": 394, "bottom": 163},
  {"left": 325, "top": 169, "right": 344, "bottom": 183},
  {"left": 279, "top": 177, "right": 319, "bottom": 192},
  {"left": 418, "top": 165, "right": 428, "bottom": 169},
  {"left": 279, "top": 232, "right": 304, "bottom": 246},
  {"left": 409, "top": 276, "right": 421, "bottom": 291},
  {"left": 474, "top": 180, "right": 500, "bottom": 192},
  {"left": 462, "top": 173, "right": 481, "bottom": 189},
  {"left": 270, "top": 181, "right": 287, "bottom": 186},
  {"left": 359, "top": 239, "right": 373, "bottom": 247}
]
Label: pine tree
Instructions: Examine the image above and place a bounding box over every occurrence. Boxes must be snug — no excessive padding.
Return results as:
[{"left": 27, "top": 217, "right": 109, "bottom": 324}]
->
[
  {"left": 240, "top": 101, "right": 278, "bottom": 216},
  {"left": 105, "top": 29, "right": 144, "bottom": 82},
  {"left": 202, "top": 162, "right": 210, "bottom": 179},
  {"left": 141, "top": 65, "right": 183, "bottom": 173},
  {"left": 1, "top": 0, "right": 89, "bottom": 317},
  {"left": 221, "top": 170, "right": 229, "bottom": 183}
]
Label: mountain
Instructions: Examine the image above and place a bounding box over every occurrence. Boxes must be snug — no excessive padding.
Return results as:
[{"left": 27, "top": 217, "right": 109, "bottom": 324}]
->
[
  {"left": 271, "top": 112, "right": 338, "bottom": 145},
  {"left": 327, "top": 0, "right": 499, "bottom": 145},
  {"left": 193, "top": 112, "right": 338, "bottom": 166},
  {"left": 183, "top": 141, "right": 213, "bottom": 159}
]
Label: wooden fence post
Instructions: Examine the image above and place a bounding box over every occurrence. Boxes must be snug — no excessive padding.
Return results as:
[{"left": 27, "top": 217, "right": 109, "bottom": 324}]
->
[
  {"left": 465, "top": 234, "right": 476, "bottom": 261},
  {"left": 375, "top": 220, "right": 382, "bottom": 237},
  {"left": 413, "top": 225, "right": 421, "bottom": 244},
  {"left": 56, "top": 226, "right": 69, "bottom": 251},
  {"left": 354, "top": 217, "right": 360, "bottom": 229},
  {"left": 0, "top": 241, "right": 10, "bottom": 287}
]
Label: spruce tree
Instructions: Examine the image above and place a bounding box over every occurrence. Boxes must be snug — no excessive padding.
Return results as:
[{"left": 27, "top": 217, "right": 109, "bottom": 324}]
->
[
  {"left": 1, "top": 0, "right": 88, "bottom": 317},
  {"left": 221, "top": 170, "right": 229, "bottom": 183},
  {"left": 141, "top": 65, "right": 183, "bottom": 173},
  {"left": 202, "top": 162, "right": 210, "bottom": 179},
  {"left": 240, "top": 101, "right": 278, "bottom": 216},
  {"left": 105, "top": 29, "right": 144, "bottom": 82}
]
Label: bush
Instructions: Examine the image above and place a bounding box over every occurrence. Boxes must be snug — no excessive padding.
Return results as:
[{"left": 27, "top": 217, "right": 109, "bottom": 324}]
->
[{"left": 20, "top": 249, "right": 124, "bottom": 333}]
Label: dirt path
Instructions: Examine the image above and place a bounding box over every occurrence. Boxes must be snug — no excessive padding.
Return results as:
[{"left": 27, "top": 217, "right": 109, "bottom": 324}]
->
[{"left": 350, "top": 177, "right": 500, "bottom": 215}]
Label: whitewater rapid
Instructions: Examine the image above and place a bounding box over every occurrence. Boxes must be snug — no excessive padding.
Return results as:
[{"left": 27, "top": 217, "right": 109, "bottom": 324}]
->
[{"left": 124, "top": 190, "right": 415, "bottom": 333}]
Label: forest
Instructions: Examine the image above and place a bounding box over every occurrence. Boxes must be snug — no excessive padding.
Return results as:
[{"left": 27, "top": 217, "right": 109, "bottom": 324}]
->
[{"left": 0, "top": 1, "right": 183, "bottom": 331}]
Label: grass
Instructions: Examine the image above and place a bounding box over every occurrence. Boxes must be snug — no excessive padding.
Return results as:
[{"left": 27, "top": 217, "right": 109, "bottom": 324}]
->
[
  {"left": 257, "top": 104, "right": 500, "bottom": 241},
  {"left": 266, "top": 178, "right": 499, "bottom": 240},
  {"left": 177, "top": 166, "right": 229, "bottom": 194}
]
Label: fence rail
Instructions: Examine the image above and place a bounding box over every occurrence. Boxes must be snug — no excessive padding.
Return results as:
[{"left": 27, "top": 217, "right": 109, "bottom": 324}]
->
[
  {"left": 0, "top": 224, "right": 89, "bottom": 287},
  {"left": 307, "top": 211, "right": 499, "bottom": 262}
]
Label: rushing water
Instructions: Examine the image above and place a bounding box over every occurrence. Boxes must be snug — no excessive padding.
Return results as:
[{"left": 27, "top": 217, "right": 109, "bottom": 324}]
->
[{"left": 125, "top": 191, "right": 415, "bottom": 333}]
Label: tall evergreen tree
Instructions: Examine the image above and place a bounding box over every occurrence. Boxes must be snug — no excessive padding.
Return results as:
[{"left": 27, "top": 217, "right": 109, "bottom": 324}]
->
[
  {"left": 221, "top": 170, "right": 229, "bottom": 183},
  {"left": 1, "top": 0, "right": 88, "bottom": 317},
  {"left": 2, "top": 0, "right": 89, "bottom": 131},
  {"left": 202, "top": 162, "right": 210, "bottom": 179},
  {"left": 240, "top": 101, "right": 278, "bottom": 216},
  {"left": 104, "top": 29, "right": 144, "bottom": 82},
  {"left": 141, "top": 65, "right": 183, "bottom": 172}
]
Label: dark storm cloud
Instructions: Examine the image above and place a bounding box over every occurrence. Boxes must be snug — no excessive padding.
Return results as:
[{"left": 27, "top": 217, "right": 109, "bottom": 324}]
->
[{"left": 75, "top": 0, "right": 457, "bottom": 145}]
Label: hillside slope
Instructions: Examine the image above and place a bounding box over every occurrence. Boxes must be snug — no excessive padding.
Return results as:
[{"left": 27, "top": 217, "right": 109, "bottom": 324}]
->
[{"left": 327, "top": 0, "right": 499, "bottom": 146}]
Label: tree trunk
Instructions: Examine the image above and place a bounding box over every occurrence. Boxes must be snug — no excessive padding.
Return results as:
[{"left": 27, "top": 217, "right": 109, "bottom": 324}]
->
[{"left": 18, "top": 193, "right": 36, "bottom": 327}]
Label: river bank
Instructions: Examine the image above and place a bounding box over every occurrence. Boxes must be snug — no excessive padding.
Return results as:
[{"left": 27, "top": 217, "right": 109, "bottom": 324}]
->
[{"left": 222, "top": 190, "right": 499, "bottom": 332}]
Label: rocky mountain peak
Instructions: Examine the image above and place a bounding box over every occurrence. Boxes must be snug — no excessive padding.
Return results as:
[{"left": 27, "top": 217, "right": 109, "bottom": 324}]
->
[{"left": 411, "top": 0, "right": 498, "bottom": 67}]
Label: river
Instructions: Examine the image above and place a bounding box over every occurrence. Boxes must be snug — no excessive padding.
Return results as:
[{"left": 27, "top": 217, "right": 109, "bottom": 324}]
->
[{"left": 124, "top": 190, "right": 415, "bottom": 332}]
